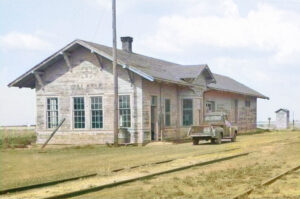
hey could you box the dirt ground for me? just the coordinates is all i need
[1,130,300,199]
[71,131,300,199]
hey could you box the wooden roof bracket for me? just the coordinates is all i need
[33,71,45,90]
[92,51,104,70]
[122,64,135,86]
[61,51,72,72]
[127,69,135,86]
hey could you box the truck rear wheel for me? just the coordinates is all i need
[231,133,237,142]
[192,138,200,145]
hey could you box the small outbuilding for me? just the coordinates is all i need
[275,109,290,129]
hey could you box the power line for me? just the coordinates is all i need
[91,3,109,41]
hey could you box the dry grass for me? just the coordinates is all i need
[0,130,299,199]
[0,129,36,148]
[71,131,300,199]
[0,132,237,190]
[250,170,300,198]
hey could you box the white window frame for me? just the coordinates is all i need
[90,96,103,129]
[46,97,59,129]
[73,96,86,129]
[119,95,131,128]
[206,101,215,113]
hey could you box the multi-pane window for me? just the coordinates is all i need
[183,99,193,126]
[91,97,103,128]
[73,97,85,129]
[119,95,131,127]
[47,98,58,128]
[206,101,215,113]
[165,99,171,126]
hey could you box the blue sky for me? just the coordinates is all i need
[0,0,300,125]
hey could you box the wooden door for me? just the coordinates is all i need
[151,106,157,141]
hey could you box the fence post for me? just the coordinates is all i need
[293,112,295,130]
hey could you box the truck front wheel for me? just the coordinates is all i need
[192,138,200,145]
[215,132,222,144]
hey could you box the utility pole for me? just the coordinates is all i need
[112,0,119,146]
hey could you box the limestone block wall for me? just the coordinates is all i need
[204,90,257,132]
[36,46,143,144]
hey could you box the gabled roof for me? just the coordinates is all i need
[84,41,216,85]
[275,109,289,113]
[178,65,216,84]
[208,74,269,99]
[8,39,268,99]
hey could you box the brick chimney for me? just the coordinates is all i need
[121,36,133,53]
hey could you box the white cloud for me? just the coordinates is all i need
[0,32,52,51]
[142,2,300,63]
[137,0,300,121]
[184,0,240,17]
[90,0,136,14]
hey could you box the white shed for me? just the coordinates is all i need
[275,109,289,129]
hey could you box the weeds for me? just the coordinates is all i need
[239,128,270,136]
[0,129,36,148]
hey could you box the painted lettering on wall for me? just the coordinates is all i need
[70,83,102,90]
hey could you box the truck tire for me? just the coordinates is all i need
[210,139,216,144]
[215,132,222,144]
[231,132,237,142]
[192,138,199,145]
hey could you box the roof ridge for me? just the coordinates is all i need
[83,40,181,66]
[181,64,207,67]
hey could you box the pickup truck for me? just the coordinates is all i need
[188,112,238,145]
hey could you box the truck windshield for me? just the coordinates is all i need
[204,115,222,122]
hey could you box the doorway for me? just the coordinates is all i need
[150,96,158,141]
